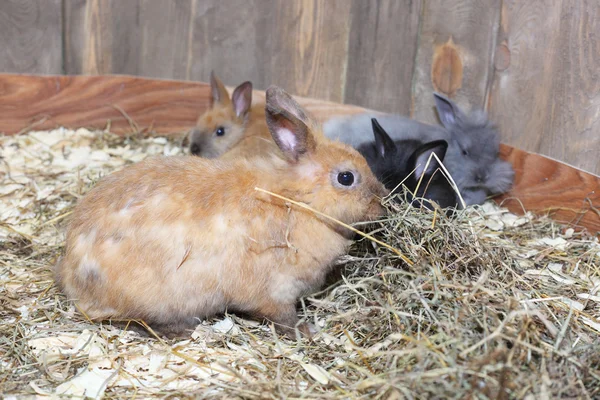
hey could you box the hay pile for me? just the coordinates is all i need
[1,127,599,398]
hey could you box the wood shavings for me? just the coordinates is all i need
[1,127,599,398]
[301,363,331,385]
[56,367,116,399]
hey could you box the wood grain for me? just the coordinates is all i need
[344,0,422,115]
[0,0,63,74]
[65,0,193,78]
[0,74,597,234]
[63,0,87,74]
[0,74,209,134]
[268,0,352,102]
[136,0,194,79]
[0,74,365,135]
[489,0,600,175]
[2,0,599,177]
[64,0,143,75]
[497,144,600,233]
[412,0,501,122]
[186,0,274,88]
[63,0,352,100]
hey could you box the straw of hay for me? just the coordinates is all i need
[0,127,598,399]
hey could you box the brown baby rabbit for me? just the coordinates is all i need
[188,72,276,159]
[56,86,387,338]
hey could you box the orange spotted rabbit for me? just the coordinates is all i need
[56,86,387,337]
[187,72,277,159]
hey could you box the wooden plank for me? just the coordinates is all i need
[344,0,422,115]
[64,0,352,100]
[138,0,193,80]
[0,74,208,134]
[187,0,352,100]
[65,0,194,79]
[268,0,352,102]
[412,1,501,122]
[489,1,600,176]
[0,74,365,135]
[63,0,87,74]
[64,0,142,75]
[0,0,63,74]
[0,73,598,234]
[498,144,600,234]
[185,0,274,88]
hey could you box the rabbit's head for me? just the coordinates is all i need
[188,72,253,158]
[264,87,387,225]
[359,118,457,209]
[434,93,514,205]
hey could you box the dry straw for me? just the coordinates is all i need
[0,127,599,398]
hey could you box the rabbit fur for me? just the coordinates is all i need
[324,93,514,206]
[56,86,387,338]
[187,72,276,159]
[357,118,458,209]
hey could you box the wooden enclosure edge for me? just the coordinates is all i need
[0,74,598,234]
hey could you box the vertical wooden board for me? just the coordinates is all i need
[187,0,275,90]
[137,0,193,80]
[0,0,62,74]
[65,0,194,79]
[64,0,143,75]
[63,0,86,74]
[490,1,600,175]
[268,0,351,102]
[412,1,501,123]
[344,0,422,115]
[101,0,143,75]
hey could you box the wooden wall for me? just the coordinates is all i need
[1,0,599,175]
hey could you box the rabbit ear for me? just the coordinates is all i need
[433,92,463,129]
[231,81,252,118]
[371,118,396,159]
[410,140,448,178]
[210,71,231,107]
[265,86,316,163]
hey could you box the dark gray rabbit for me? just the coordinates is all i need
[324,93,514,206]
[357,118,458,210]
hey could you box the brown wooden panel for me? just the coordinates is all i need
[489,1,600,176]
[268,0,351,102]
[412,0,501,122]
[498,144,600,234]
[0,74,208,134]
[0,74,365,135]
[64,0,193,79]
[63,0,352,102]
[0,74,598,234]
[138,0,193,80]
[0,0,62,74]
[64,0,142,75]
[344,0,422,115]
[186,0,274,88]
[63,0,87,74]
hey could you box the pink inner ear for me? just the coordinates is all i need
[277,127,297,151]
[234,96,246,117]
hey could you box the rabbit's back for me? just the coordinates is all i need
[56,155,352,326]
[57,85,386,337]
[57,157,253,322]
[324,113,449,148]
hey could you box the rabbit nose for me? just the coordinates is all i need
[190,142,201,156]
[475,171,488,183]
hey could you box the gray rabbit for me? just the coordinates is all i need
[324,93,514,206]
[358,118,458,210]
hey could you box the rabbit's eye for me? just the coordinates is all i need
[462,149,469,156]
[215,127,225,136]
[337,171,355,186]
